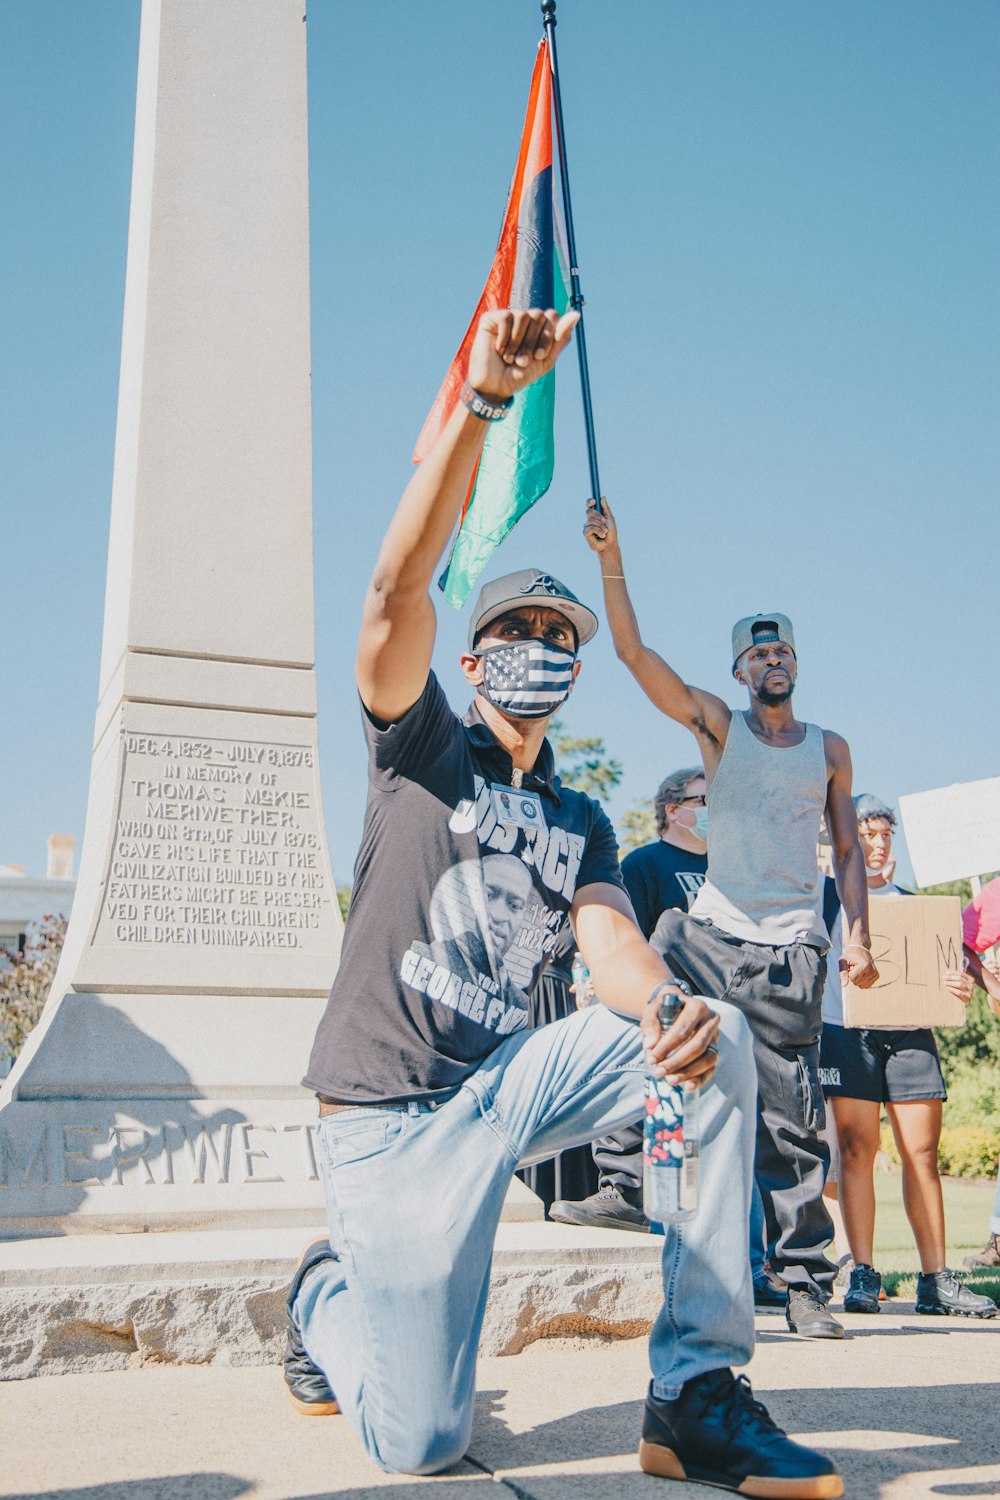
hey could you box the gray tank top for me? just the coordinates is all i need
[690,710,829,947]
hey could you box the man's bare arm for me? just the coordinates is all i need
[357,308,579,723]
[572,882,720,1088]
[824,731,879,990]
[582,497,730,754]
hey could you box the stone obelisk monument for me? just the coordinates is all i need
[0,0,342,1232]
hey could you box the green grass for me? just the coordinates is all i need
[870,1172,1000,1300]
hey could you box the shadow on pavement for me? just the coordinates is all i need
[289,1487,489,1499]
[8,1476,493,1500]
[461,1381,1000,1498]
[757,1323,950,1342]
[4,1478,252,1500]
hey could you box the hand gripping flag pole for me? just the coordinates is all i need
[542,0,603,516]
[414,10,603,607]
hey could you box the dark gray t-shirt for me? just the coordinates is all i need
[303,673,625,1104]
[620,840,708,939]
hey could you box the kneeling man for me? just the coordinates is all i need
[286,307,841,1499]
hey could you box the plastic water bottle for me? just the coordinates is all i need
[643,989,701,1224]
[571,952,595,1007]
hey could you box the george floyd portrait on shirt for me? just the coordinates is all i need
[402,852,557,1032]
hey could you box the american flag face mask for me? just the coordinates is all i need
[477,640,577,720]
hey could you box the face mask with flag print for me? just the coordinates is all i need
[477,640,576,719]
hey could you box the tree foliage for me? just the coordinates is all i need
[0,914,66,1060]
[550,718,623,804]
[920,877,976,905]
[617,799,657,857]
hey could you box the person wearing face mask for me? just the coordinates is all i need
[283,309,840,1497]
[585,498,880,1342]
[549,768,708,1232]
[820,795,996,1319]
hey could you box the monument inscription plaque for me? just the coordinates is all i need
[76,711,339,995]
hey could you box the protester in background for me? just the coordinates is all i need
[549,767,708,1232]
[820,795,996,1318]
[959,876,1000,1269]
[585,497,879,1340]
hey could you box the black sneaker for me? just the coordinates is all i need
[753,1268,789,1309]
[844,1263,881,1315]
[638,1369,843,1497]
[284,1237,341,1415]
[915,1267,998,1319]
[963,1233,1000,1269]
[785,1288,845,1339]
[549,1184,649,1233]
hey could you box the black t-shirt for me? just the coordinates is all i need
[303,673,625,1104]
[620,839,708,939]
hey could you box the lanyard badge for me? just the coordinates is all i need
[491,783,546,831]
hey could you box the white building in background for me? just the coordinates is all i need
[0,835,77,959]
[0,837,76,1077]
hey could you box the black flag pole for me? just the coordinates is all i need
[541,0,603,515]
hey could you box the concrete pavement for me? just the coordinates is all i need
[2,1305,1000,1499]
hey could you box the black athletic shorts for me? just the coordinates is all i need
[818,1023,946,1104]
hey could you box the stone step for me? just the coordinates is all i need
[0,1217,663,1380]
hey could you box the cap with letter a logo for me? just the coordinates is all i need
[468,568,599,649]
[731,612,796,670]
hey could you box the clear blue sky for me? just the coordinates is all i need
[2,1,998,889]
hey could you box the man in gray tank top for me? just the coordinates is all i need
[585,499,879,1340]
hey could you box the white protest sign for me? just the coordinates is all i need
[843,895,966,1029]
[898,777,1000,888]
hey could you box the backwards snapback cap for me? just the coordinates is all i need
[468,568,598,650]
[731,612,796,670]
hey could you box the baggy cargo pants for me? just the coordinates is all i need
[651,908,834,1299]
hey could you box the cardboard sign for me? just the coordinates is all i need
[898,778,1000,888]
[843,895,966,1029]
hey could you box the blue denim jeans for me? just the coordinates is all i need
[293,999,756,1475]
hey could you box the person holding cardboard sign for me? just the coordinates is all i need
[585,500,878,1341]
[819,795,996,1319]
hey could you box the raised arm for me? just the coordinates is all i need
[357,308,578,723]
[582,497,730,753]
[824,732,879,989]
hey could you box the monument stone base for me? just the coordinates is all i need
[0,1214,662,1380]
